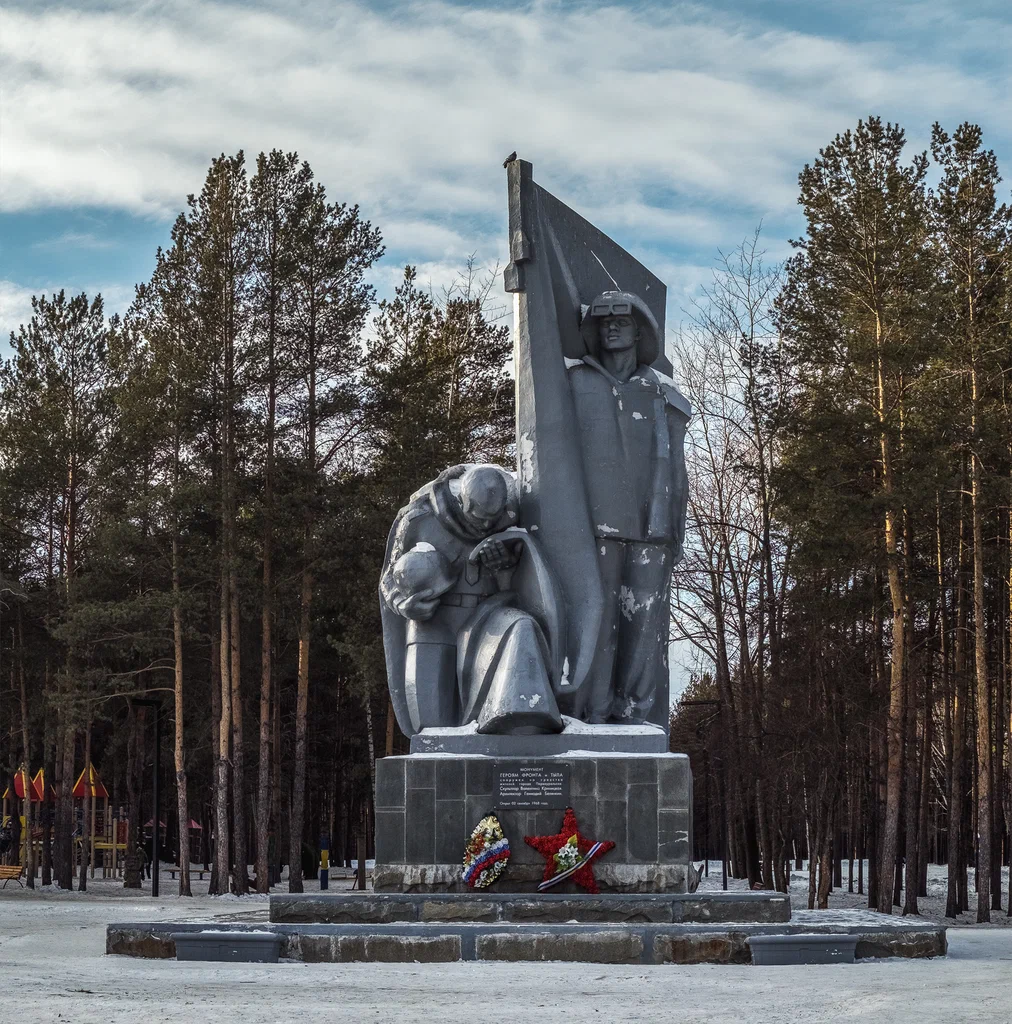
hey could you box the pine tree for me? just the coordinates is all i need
[286,173,383,892]
[3,291,113,889]
[248,149,306,891]
[778,118,933,913]
[187,152,253,894]
[930,122,1012,922]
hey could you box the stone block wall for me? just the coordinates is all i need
[373,753,692,893]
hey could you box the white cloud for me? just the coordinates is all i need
[0,280,136,351]
[30,231,117,251]
[1,0,1008,344]
[3,0,1007,227]
[0,280,36,343]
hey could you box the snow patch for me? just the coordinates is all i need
[564,356,583,369]
[632,411,645,420]
[518,433,535,493]
[417,722,481,738]
[559,716,665,736]
[559,657,571,687]
[596,523,620,535]
[619,586,656,619]
[410,541,435,553]
[528,693,542,708]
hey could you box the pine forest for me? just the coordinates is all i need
[3,118,1012,924]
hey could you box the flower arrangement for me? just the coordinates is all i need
[462,813,510,888]
[553,835,581,873]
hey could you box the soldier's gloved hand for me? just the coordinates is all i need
[470,537,521,571]
[396,588,440,621]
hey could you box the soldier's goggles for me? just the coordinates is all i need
[591,301,632,316]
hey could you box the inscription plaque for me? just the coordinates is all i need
[494,761,570,809]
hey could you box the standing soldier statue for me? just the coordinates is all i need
[568,291,689,724]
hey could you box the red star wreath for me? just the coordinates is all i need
[524,807,615,894]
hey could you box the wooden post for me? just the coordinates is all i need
[101,796,108,877]
[111,815,118,878]
[89,784,97,879]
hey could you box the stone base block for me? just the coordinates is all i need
[411,719,668,755]
[374,752,691,893]
[107,912,947,964]
[269,891,791,925]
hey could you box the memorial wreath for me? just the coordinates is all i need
[462,813,511,888]
[524,807,615,894]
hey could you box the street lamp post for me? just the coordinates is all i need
[133,699,161,898]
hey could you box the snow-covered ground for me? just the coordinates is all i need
[698,859,1012,927]
[0,873,1010,1023]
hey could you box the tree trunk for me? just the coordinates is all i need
[385,697,395,758]
[171,529,191,897]
[213,560,232,894]
[256,249,278,894]
[876,373,906,915]
[918,651,933,899]
[78,719,92,891]
[971,363,992,922]
[123,705,144,889]
[256,530,273,893]
[289,554,313,893]
[41,727,54,887]
[16,605,35,889]
[230,574,248,894]
[56,719,76,889]
[272,679,283,885]
[289,336,317,893]
[903,650,920,915]
[948,496,969,917]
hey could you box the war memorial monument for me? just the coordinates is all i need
[371,155,694,894]
[108,160,947,964]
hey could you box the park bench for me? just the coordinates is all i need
[166,867,207,881]
[0,865,24,888]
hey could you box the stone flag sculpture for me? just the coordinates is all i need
[379,158,689,740]
[504,158,689,731]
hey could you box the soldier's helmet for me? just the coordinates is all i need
[390,545,456,602]
[580,290,661,366]
[459,465,509,532]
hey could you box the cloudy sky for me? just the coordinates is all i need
[2,0,1010,346]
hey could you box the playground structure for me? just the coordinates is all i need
[1,767,43,868]
[73,763,130,878]
[1,762,130,879]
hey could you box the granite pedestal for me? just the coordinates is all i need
[409,719,668,754]
[109,911,948,964]
[373,752,691,893]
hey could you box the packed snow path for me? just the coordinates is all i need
[0,887,1009,1023]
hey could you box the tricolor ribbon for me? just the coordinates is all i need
[537,841,608,891]
[463,837,510,887]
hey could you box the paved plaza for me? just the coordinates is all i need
[1,885,1009,1024]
